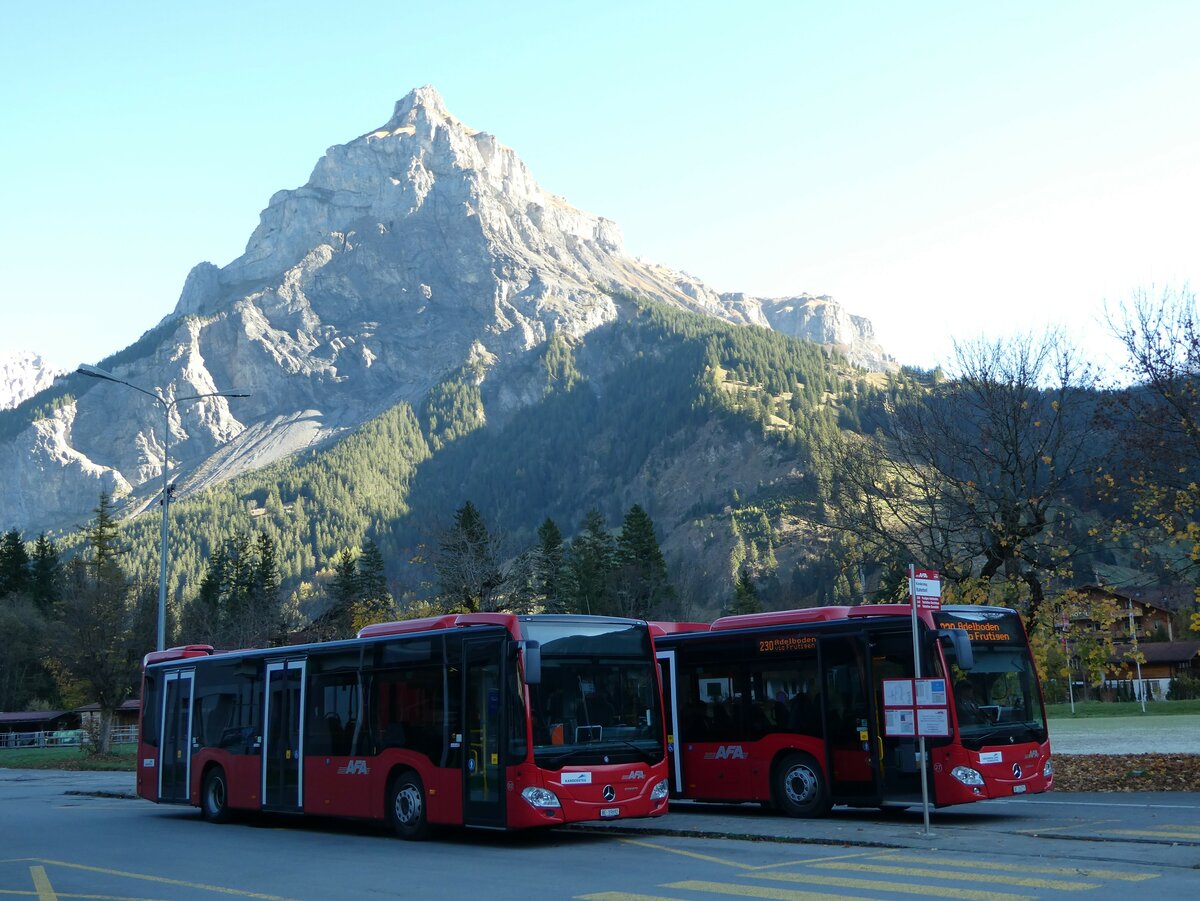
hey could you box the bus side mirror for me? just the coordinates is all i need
[522,640,541,685]
[938,629,975,671]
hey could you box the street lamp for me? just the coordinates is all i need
[76,363,250,651]
[1127,598,1147,713]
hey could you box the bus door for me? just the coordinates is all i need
[819,635,879,804]
[871,631,924,805]
[462,636,505,828]
[655,649,682,794]
[158,669,194,802]
[263,658,306,811]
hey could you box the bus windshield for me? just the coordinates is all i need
[523,621,663,770]
[952,643,1047,749]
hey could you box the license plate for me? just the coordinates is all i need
[1012,784,1027,794]
[600,807,620,818]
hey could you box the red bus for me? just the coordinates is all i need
[137,613,669,838]
[651,604,1052,816]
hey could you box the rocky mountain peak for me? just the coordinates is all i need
[7,86,896,535]
[0,350,64,411]
[382,84,453,130]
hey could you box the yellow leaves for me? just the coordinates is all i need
[1041,455,1053,465]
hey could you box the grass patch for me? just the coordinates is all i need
[0,745,137,771]
[1045,699,1200,718]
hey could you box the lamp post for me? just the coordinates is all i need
[1127,598,1147,713]
[76,364,249,651]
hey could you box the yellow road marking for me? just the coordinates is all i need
[746,851,880,871]
[666,881,876,901]
[808,862,1097,891]
[870,852,1158,881]
[752,871,1034,901]
[29,869,56,901]
[576,894,688,901]
[1014,817,1120,835]
[618,839,755,870]
[18,861,301,901]
[0,892,165,900]
[1103,828,1200,840]
[618,839,883,873]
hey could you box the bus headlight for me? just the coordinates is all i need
[650,779,669,801]
[951,766,985,786]
[521,787,561,809]
[1043,759,1053,778]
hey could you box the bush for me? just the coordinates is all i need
[1168,675,1200,700]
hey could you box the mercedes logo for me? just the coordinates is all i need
[603,785,616,802]
[1012,763,1023,779]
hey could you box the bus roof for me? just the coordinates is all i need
[143,645,215,666]
[657,603,1026,638]
[357,612,518,638]
[647,621,710,637]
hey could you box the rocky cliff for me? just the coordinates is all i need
[0,351,64,411]
[2,86,891,535]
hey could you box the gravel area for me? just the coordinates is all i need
[1048,714,1200,754]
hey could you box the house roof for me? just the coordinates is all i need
[72,699,141,713]
[0,711,69,725]
[1113,640,1200,664]
[1075,584,1194,614]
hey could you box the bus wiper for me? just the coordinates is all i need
[542,748,603,767]
[612,738,659,764]
[971,724,1043,745]
[540,739,658,768]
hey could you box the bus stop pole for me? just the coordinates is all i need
[910,563,932,836]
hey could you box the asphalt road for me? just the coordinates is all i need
[2,768,1198,901]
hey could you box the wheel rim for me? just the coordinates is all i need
[394,783,422,826]
[207,775,225,813]
[783,763,818,806]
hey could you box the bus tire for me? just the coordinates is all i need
[201,767,233,823]
[772,752,830,818]
[388,770,429,841]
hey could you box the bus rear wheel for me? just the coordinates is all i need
[388,770,429,841]
[773,753,831,818]
[201,767,233,823]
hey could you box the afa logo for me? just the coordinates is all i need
[704,745,748,761]
[337,760,370,775]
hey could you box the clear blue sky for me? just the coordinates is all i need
[3,1,1197,372]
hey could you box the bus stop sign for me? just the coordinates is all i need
[910,569,941,611]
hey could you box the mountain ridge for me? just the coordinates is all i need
[4,86,892,538]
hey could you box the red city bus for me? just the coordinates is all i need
[651,604,1052,816]
[137,613,668,838]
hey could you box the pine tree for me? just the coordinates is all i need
[534,518,573,613]
[327,548,360,638]
[0,529,30,597]
[87,493,122,571]
[730,566,764,615]
[52,494,155,753]
[435,501,504,612]
[614,504,675,619]
[30,533,62,613]
[353,538,396,629]
[569,509,617,616]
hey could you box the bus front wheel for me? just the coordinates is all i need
[201,767,232,823]
[773,753,831,818]
[388,770,430,841]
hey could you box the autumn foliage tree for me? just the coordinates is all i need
[51,494,155,753]
[1104,287,1200,632]
[819,332,1101,630]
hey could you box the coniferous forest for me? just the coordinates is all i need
[1,288,1197,719]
